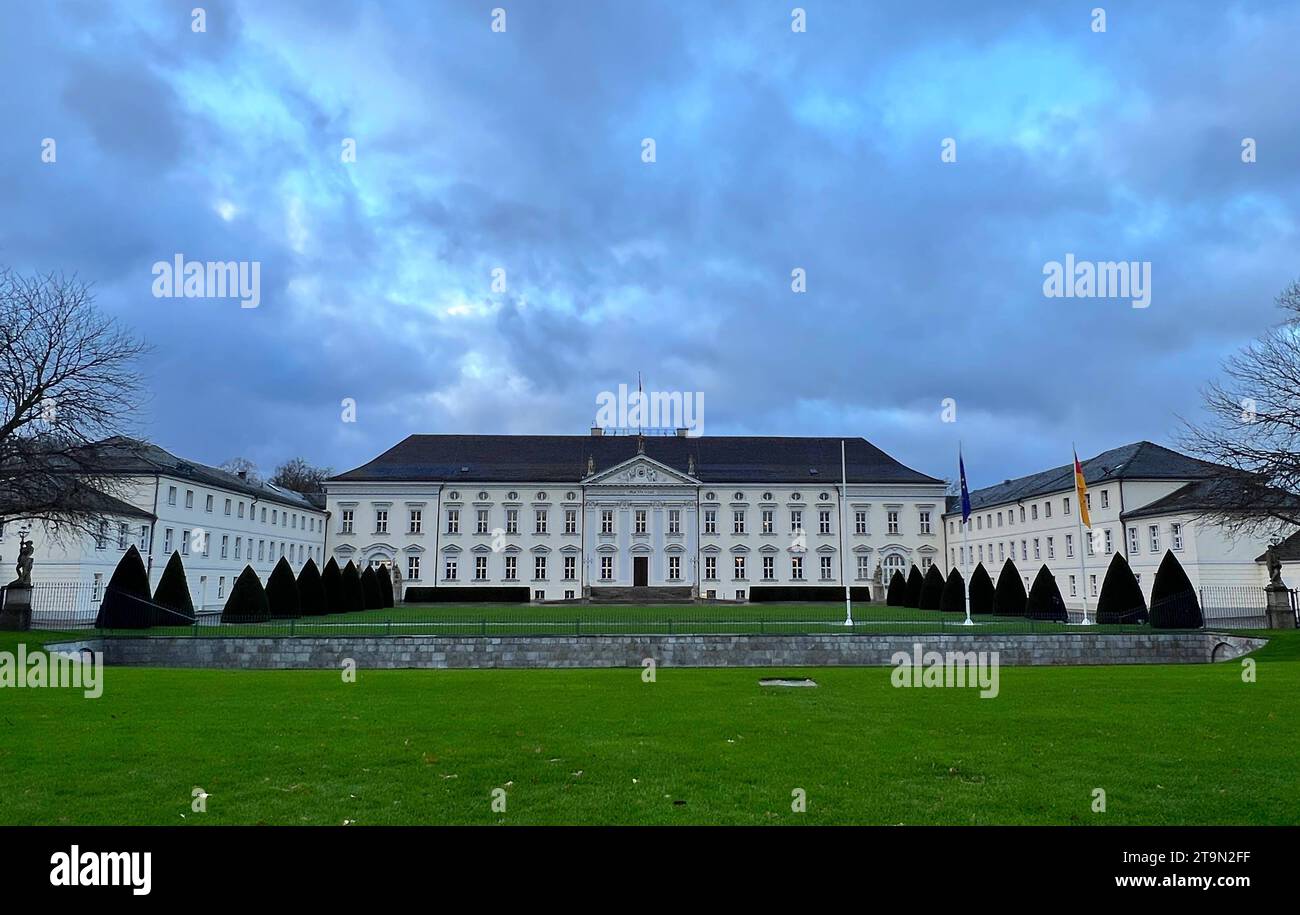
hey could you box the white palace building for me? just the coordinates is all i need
[323,432,950,601]
[7,432,1289,612]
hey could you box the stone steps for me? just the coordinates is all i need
[587,586,696,604]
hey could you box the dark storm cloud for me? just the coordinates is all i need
[0,0,1297,484]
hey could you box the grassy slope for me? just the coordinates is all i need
[0,630,1293,826]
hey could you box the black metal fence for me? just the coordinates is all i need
[1198,585,1287,629]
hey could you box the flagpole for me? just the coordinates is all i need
[1074,443,1093,625]
[959,443,973,626]
[841,439,853,627]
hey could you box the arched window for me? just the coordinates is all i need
[883,553,907,579]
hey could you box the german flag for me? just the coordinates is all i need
[1074,449,1091,528]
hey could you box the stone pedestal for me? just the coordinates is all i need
[0,585,33,631]
[1265,584,1296,629]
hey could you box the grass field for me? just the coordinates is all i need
[77,601,1148,637]
[1,626,1294,826]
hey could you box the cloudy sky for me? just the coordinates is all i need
[2,0,1297,487]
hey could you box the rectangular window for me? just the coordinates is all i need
[238,502,245,519]
[408,556,421,580]
[221,535,229,558]
[235,536,242,560]
[734,556,746,580]
[444,558,458,581]
[375,509,389,534]
[668,509,681,534]
[1128,526,1139,554]
[1086,530,1096,556]
[564,555,577,581]
[1090,574,1098,597]
[734,510,746,535]
[1063,496,1071,515]
[507,509,519,534]
[139,525,150,552]
[600,556,613,581]
[94,520,107,550]
[1104,529,1113,554]
[1171,523,1183,551]
[1019,506,1026,522]
[819,511,832,535]
[181,529,190,556]
[668,555,681,581]
[167,486,177,506]
[704,556,717,580]
[341,509,354,533]
[224,498,232,515]
[998,542,1006,562]
[1021,540,1027,561]
[409,510,423,534]
[475,556,488,581]
[763,556,775,581]
[505,555,517,580]
[1069,575,1077,597]
[634,509,647,534]
[820,556,833,581]
[534,555,547,580]
[535,509,548,534]
[1033,538,1041,560]
[1046,536,1055,560]
[92,573,104,601]
[205,494,213,512]
[185,490,194,509]
[854,511,867,535]
[762,510,775,534]
[1065,533,1074,558]
[789,510,802,533]
[919,510,932,534]
[1031,504,1038,521]
[791,556,804,580]
[600,510,613,534]
[1101,490,1110,509]
[1044,501,1052,519]
[218,576,226,600]
[261,506,267,523]
[565,509,578,534]
[857,555,870,579]
[1148,525,1160,553]
[887,510,899,535]
[704,510,717,534]
[446,509,459,534]
[116,522,128,550]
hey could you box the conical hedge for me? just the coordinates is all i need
[1095,553,1148,624]
[221,566,270,623]
[296,558,326,616]
[1025,565,1068,622]
[904,565,924,608]
[360,565,383,610]
[969,563,995,615]
[377,564,395,608]
[151,551,196,625]
[341,560,365,613]
[321,557,344,613]
[265,556,301,619]
[940,567,966,613]
[885,570,907,606]
[95,545,154,629]
[993,558,1027,616]
[918,564,945,610]
[1149,550,1203,629]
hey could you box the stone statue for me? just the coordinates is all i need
[13,539,34,587]
[1265,542,1285,588]
[872,560,883,585]
[391,562,403,603]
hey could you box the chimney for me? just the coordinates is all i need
[237,470,247,480]
[676,428,689,437]
[590,427,604,437]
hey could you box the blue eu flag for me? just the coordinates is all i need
[959,450,971,523]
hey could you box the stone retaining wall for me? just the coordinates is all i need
[45,632,1266,670]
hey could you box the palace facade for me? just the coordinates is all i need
[323,432,950,601]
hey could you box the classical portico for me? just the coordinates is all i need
[581,454,701,591]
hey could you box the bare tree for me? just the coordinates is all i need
[220,456,261,483]
[1181,278,1300,537]
[0,269,149,535]
[270,457,331,494]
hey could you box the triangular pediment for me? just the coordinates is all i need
[586,454,699,486]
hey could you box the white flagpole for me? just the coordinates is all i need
[960,443,974,626]
[1074,444,1093,625]
[841,439,853,627]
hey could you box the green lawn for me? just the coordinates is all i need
[0,628,1294,825]
[89,601,1148,637]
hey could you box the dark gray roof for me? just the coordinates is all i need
[1258,529,1300,563]
[330,435,943,485]
[945,442,1223,517]
[92,438,322,512]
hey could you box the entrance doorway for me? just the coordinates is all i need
[633,556,649,587]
